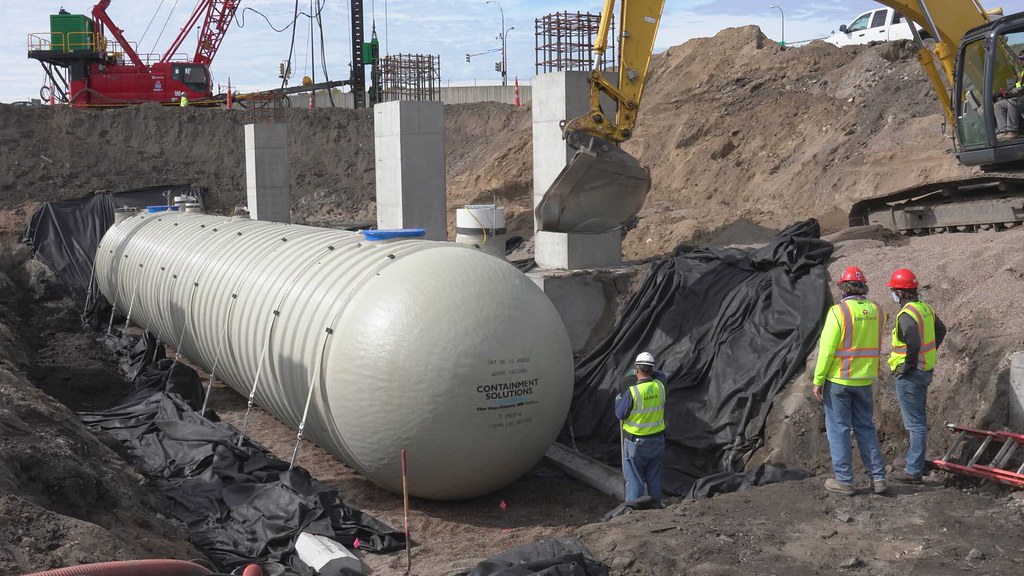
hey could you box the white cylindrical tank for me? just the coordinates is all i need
[455,204,506,258]
[94,212,573,500]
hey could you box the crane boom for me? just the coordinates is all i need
[161,0,241,65]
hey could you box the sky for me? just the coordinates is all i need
[5,0,1024,103]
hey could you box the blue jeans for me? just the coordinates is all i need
[623,433,664,504]
[895,368,933,476]
[823,382,886,483]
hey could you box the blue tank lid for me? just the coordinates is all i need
[146,205,178,213]
[361,228,426,240]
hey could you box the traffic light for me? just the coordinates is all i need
[466,54,471,63]
[494,62,501,72]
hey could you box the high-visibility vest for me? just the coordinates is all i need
[889,301,937,371]
[622,378,666,436]
[179,95,189,107]
[825,299,885,383]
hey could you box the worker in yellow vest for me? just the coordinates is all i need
[887,268,946,483]
[614,352,667,506]
[179,95,189,107]
[813,266,888,496]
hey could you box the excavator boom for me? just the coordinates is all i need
[535,0,665,233]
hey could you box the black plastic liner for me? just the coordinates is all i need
[462,537,608,576]
[562,220,832,494]
[21,184,205,292]
[80,332,405,572]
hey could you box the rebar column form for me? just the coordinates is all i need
[377,53,441,102]
[534,11,614,74]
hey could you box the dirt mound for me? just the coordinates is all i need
[0,244,203,573]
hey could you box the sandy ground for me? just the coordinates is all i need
[1,25,1024,576]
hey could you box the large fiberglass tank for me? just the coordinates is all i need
[94,212,574,499]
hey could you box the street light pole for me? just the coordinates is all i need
[769,5,785,46]
[486,0,507,86]
[504,26,514,85]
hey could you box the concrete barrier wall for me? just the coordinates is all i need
[440,86,532,105]
[287,86,532,109]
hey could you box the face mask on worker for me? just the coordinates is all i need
[891,292,900,303]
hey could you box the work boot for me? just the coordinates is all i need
[890,468,923,484]
[872,478,888,494]
[996,131,1018,142]
[824,478,855,496]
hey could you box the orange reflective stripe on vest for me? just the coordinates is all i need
[889,301,937,371]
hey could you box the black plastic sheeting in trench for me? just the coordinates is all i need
[562,220,832,495]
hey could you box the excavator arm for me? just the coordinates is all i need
[535,0,665,233]
[564,0,665,145]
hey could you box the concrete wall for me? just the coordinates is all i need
[287,86,532,109]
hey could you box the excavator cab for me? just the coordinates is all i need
[954,12,1024,167]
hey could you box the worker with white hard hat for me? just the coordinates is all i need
[614,351,667,506]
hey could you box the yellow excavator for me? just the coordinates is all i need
[539,0,1024,236]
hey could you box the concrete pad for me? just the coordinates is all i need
[245,123,291,223]
[1011,352,1024,430]
[527,265,641,354]
[374,101,446,241]
[534,230,622,271]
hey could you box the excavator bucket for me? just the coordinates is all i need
[535,138,651,233]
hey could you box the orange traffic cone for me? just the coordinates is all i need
[513,77,520,107]
[49,84,55,106]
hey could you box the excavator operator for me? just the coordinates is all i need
[993,53,1024,141]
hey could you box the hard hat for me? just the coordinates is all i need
[837,266,867,286]
[886,268,919,289]
[635,352,656,366]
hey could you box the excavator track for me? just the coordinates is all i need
[848,175,1024,234]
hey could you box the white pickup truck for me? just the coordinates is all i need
[823,7,929,47]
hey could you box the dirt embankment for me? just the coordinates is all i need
[1,24,1023,576]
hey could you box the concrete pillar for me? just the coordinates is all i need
[374,101,446,241]
[1011,352,1024,430]
[245,123,291,223]
[531,72,621,270]
[532,72,590,229]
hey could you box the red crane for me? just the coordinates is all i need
[28,0,240,106]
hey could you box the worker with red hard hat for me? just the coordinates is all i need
[812,265,888,496]
[887,268,946,483]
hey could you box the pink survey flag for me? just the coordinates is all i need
[353,537,361,548]
[499,499,507,510]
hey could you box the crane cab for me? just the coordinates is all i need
[954,12,1024,167]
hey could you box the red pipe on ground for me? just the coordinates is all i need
[23,558,212,576]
